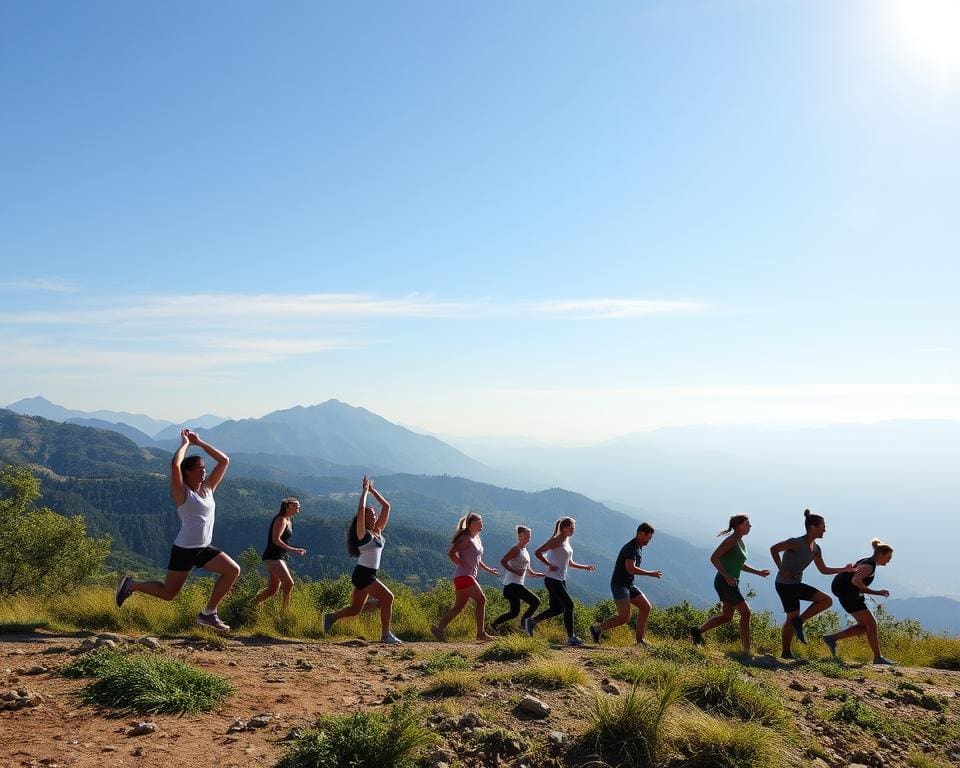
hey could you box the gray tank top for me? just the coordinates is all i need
[776,536,820,584]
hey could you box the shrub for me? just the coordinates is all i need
[512,659,588,690]
[83,655,234,713]
[579,679,681,768]
[0,465,110,597]
[646,640,707,666]
[278,700,435,768]
[62,647,131,678]
[930,652,960,672]
[477,635,550,662]
[220,547,264,628]
[682,665,787,728]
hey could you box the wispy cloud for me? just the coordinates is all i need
[525,298,708,318]
[0,278,78,293]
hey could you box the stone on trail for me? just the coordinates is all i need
[516,694,550,718]
[138,637,161,649]
[128,722,157,736]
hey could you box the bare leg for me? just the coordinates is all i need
[202,553,241,612]
[736,602,752,652]
[631,592,652,642]
[597,599,632,632]
[698,603,736,635]
[799,592,832,622]
[363,580,395,637]
[130,570,190,601]
[436,588,472,634]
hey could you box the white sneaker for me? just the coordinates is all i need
[381,632,403,645]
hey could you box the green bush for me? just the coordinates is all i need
[669,710,788,768]
[681,665,787,728]
[82,655,234,714]
[62,647,132,678]
[278,700,435,768]
[421,651,470,674]
[0,465,110,597]
[477,635,550,662]
[421,669,481,697]
[511,659,588,690]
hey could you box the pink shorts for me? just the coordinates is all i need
[454,575,478,590]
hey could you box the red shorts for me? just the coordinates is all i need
[454,575,478,590]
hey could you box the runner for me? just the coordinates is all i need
[590,522,661,646]
[250,497,307,611]
[115,429,238,631]
[689,515,770,654]
[431,513,501,642]
[822,539,896,665]
[490,525,545,633]
[324,476,402,644]
[525,517,597,646]
[770,509,855,659]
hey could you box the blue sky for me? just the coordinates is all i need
[1,1,958,442]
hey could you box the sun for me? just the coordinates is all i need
[888,0,960,82]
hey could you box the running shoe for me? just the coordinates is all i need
[589,623,601,645]
[115,575,133,608]
[522,617,534,637]
[823,634,837,657]
[567,636,584,647]
[689,626,704,646]
[780,651,795,660]
[873,656,898,666]
[790,617,807,644]
[323,612,335,635]
[196,611,230,631]
[636,637,649,647]
[381,632,403,645]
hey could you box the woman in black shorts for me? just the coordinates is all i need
[115,429,238,631]
[770,510,855,659]
[250,497,307,611]
[822,539,895,665]
[689,514,770,654]
[323,476,402,644]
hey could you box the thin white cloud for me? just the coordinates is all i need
[0,278,78,292]
[918,346,949,353]
[526,298,707,318]
[488,383,960,398]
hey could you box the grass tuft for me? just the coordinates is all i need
[420,669,481,697]
[668,709,789,768]
[682,665,788,728]
[477,635,551,662]
[579,678,681,768]
[278,700,435,768]
[62,647,132,678]
[421,651,471,674]
[82,654,234,714]
[512,659,589,690]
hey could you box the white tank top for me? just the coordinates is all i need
[502,546,531,586]
[546,538,573,580]
[173,488,216,549]
[357,531,384,569]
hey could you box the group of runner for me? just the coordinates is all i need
[115,430,896,663]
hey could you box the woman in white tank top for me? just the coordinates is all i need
[490,525,545,632]
[115,429,237,632]
[525,517,597,646]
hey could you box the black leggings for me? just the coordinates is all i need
[532,577,574,637]
[491,583,541,627]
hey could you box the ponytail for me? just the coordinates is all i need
[803,509,825,530]
[718,514,749,537]
[452,513,481,544]
[553,517,575,537]
[871,538,894,556]
[346,518,361,557]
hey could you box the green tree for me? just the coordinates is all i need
[0,464,111,596]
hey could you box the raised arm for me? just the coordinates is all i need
[367,479,391,532]
[186,430,230,492]
[355,476,370,542]
[170,429,191,506]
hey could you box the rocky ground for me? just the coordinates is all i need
[1,631,958,768]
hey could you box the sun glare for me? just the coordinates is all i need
[889,0,960,82]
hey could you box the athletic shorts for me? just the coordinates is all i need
[775,581,820,613]
[351,565,379,590]
[454,575,478,590]
[833,587,868,615]
[714,573,746,606]
[610,583,643,602]
[167,545,221,572]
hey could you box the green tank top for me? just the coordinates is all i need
[718,538,747,579]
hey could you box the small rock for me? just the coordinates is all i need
[102,746,118,752]
[340,639,369,648]
[227,719,247,733]
[516,694,551,718]
[96,639,117,650]
[17,665,49,676]
[548,731,569,746]
[788,679,807,692]
[128,722,157,737]
[138,637,161,649]
[801,694,814,705]
[131,747,145,757]
[458,712,484,728]
[248,715,272,729]
[601,682,621,695]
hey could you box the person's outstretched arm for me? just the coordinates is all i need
[356,476,370,541]
[170,429,191,506]
[367,479,391,532]
[185,430,230,492]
